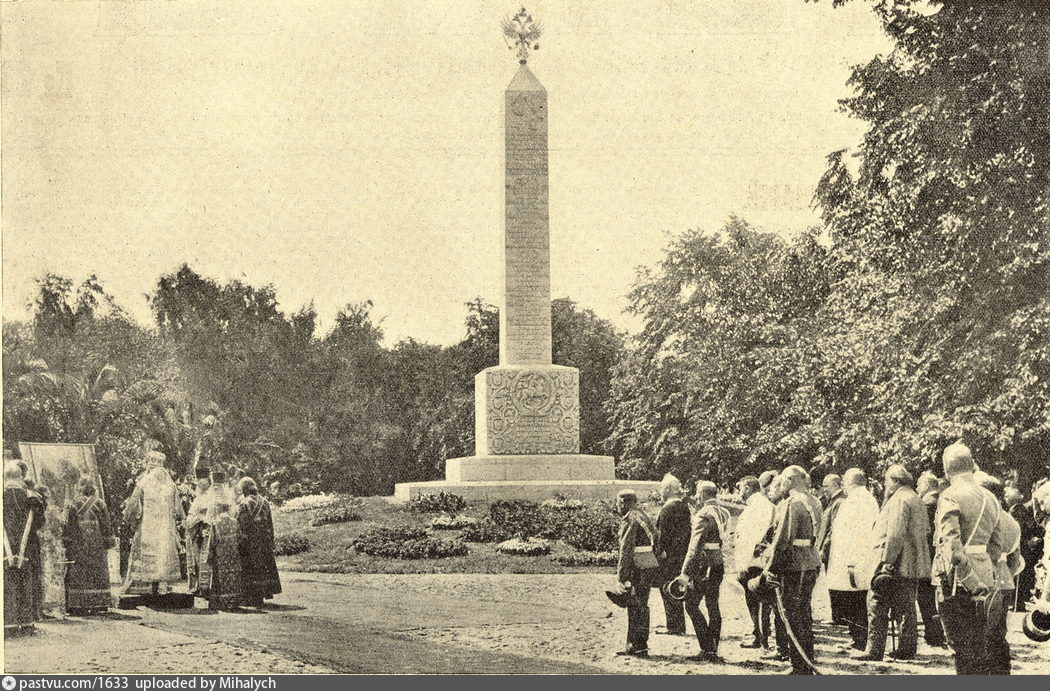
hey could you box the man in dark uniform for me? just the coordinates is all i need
[816,474,846,624]
[915,471,947,647]
[1008,486,1042,612]
[933,443,1012,675]
[855,465,930,661]
[615,489,658,657]
[678,480,731,661]
[656,474,691,636]
[762,465,822,674]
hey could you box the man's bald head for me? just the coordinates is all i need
[942,443,975,478]
[1004,487,1023,509]
[885,464,913,487]
[694,480,718,501]
[916,471,937,495]
[843,468,867,488]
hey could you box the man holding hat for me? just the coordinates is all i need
[933,443,1011,674]
[614,489,659,657]
[854,464,930,661]
[656,473,691,635]
[734,472,776,649]
[678,480,731,661]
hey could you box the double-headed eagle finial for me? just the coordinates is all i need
[501,7,543,65]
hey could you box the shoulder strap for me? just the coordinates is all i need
[964,492,989,548]
[632,510,654,545]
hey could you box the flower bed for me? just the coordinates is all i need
[279,494,344,513]
[310,505,363,527]
[496,537,552,556]
[351,525,469,559]
[430,515,477,530]
[551,551,618,567]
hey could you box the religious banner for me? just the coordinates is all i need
[18,442,106,614]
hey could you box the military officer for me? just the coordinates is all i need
[762,465,822,675]
[976,473,1023,674]
[678,480,731,661]
[615,489,659,657]
[933,443,1012,675]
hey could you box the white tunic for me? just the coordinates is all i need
[826,485,879,591]
[733,492,775,572]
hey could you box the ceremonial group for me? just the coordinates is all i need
[612,442,1050,675]
[3,448,282,631]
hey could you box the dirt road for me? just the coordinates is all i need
[5,571,1048,674]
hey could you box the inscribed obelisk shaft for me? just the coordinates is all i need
[502,66,552,366]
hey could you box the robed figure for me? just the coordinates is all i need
[62,479,114,613]
[184,467,213,595]
[236,477,281,606]
[201,499,245,610]
[4,462,46,632]
[122,451,184,595]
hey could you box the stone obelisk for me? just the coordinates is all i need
[394,10,658,501]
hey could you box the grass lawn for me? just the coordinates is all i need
[273,495,658,575]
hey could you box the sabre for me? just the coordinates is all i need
[16,508,35,568]
[3,527,14,567]
[770,579,823,675]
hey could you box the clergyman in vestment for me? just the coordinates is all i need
[236,476,281,606]
[202,498,244,610]
[121,451,184,595]
[62,478,115,613]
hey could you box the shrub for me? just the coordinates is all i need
[496,537,552,556]
[430,515,477,530]
[488,500,546,538]
[559,505,619,552]
[460,517,511,543]
[406,492,468,517]
[310,505,363,527]
[552,551,618,567]
[274,533,310,556]
[351,525,468,559]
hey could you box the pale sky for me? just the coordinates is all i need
[2,1,889,345]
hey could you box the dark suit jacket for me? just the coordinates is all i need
[874,485,931,579]
[817,490,845,566]
[656,498,691,576]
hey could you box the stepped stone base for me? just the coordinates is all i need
[446,454,613,482]
[394,453,659,502]
[393,479,661,502]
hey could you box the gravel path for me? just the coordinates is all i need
[5,571,1048,674]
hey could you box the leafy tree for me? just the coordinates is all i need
[810,0,1050,483]
[606,219,831,482]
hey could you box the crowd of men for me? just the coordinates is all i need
[3,448,282,636]
[612,443,1050,675]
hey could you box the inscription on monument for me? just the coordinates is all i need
[477,367,580,455]
[502,68,552,366]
